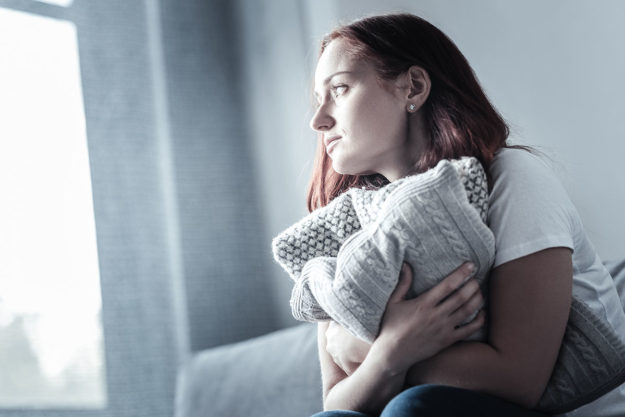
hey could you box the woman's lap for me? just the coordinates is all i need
[312,384,550,417]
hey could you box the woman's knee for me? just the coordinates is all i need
[380,384,449,417]
[380,384,548,417]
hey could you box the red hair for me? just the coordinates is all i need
[307,13,512,212]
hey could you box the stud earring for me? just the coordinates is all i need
[407,104,416,113]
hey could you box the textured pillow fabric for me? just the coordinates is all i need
[273,157,494,342]
[536,297,625,413]
[535,259,625,413]
[533,263,625,413]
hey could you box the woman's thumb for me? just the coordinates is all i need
[389,262,413,303]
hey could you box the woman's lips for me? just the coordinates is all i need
[324,136,341,152]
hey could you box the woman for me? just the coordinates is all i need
[306,13,625,417]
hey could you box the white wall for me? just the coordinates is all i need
[235,0,320,325]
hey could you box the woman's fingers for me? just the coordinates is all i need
[420,262,475,306]
[439,277,482,316]
[453,310,486,340]
[389,262,413,303]
[447,286,484,324]
[376,262,486,371]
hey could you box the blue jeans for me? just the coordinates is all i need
[310,384,551,417]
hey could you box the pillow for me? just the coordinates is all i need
[273,157,494,342]
[535,259,625,412]
[535,296,625,413]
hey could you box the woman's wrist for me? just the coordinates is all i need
[323,338,408,414]
[367,336,411,378]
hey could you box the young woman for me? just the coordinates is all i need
[306,13,625,417]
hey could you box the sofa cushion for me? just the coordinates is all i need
[175,323,321,417]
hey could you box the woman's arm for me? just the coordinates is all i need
[318,320,407,414]
[406,247,573,408]
[318,263,484,414]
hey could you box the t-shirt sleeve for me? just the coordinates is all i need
[487,149,578,268]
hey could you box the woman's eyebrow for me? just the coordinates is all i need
[322,70,353,85]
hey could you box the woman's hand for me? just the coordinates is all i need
[370,262,485,376]
[325,321,371,375]
[318,261,485,414]
[324,262,484,377]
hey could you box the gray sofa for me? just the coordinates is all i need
[175,259,625,417]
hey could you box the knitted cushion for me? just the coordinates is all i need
[273,157,494,341]
[536,297,625,413]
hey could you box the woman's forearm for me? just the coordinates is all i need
[324,342,407,414]
[408,248,574,409]
[406,341,543,408]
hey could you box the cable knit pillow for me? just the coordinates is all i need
[273,157,495,342]
[536,297,625,413]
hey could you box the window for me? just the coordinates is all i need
[0,6,107,408]
[34,0,73,6]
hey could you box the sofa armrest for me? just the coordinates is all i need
[175,323,322,417]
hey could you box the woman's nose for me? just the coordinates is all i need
[310,105,334,132]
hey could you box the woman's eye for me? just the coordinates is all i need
[331,85,348,98]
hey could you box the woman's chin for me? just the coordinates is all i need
[330,160,349,175]
[332,164,376,178]
[332,165,356,176]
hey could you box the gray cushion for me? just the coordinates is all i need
[175,323,321,417]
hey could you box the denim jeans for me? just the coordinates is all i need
[310,384,551,417]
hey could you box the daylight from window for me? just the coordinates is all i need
[35,0,74,7]
[0,7,107,408]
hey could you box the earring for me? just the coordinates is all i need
[407,104,416,113]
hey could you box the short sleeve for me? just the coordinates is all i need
[487,148,577,268]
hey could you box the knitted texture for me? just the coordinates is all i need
[535,297,625,413]
[272,157,495,342]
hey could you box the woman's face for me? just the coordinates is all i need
[310,38,420,181]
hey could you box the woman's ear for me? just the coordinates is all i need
[405,66,431,111]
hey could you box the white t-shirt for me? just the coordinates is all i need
[487,148,625,416]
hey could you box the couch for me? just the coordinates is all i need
[175,259,625,417]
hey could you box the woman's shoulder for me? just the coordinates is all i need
[489,145,570,199]
[487,146,580,267]
[489,146,568,196]
[490,146,552,178]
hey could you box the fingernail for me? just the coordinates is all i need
[466,263,475,273]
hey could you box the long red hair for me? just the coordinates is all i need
[307,13,512,212]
